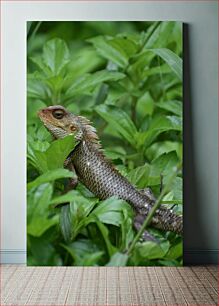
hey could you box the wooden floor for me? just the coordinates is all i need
[1,265,218,305]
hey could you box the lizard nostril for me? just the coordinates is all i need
[37,109,46,117]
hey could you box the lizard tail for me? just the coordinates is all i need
[153,208,183,235]
[135,208,183,236]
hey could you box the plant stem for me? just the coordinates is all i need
[138,21,161,53]
[161,200,182,205]
[127,164,181,255]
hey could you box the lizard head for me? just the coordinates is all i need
[38,105,100,145]
[38,105,79,139]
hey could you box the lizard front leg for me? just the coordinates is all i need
[64,156,78,190]
[51,157,78,209]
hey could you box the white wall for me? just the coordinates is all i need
[1,1,218,263]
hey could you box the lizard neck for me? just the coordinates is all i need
[76,116,102,151]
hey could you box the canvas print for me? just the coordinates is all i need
[27,21,183,266]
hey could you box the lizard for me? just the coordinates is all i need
[38,105,183,238]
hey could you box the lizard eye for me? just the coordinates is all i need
[52,110,65,120]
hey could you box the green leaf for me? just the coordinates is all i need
[36,125,52,142]
[60,205,72,243]
[27,169,74,190]
[33,135,77,173]
[27,216,58,237]
[137,240,170,260]
[172,177,183,200]
[150,48,182,80]
[158,259,181,266]
[156,100,182,117]
[142,63,171,78]
[115,165,129,177]
[70,191,98,220]
[136,92,154,119]
[121,209,134,250]
[45,75,65,92]
[95,104,137,147]
[68,191,98,238]
[61,239,103,266]
[128,22,181,83]
[66,70,125,97]
[137,115,182,149]
[76,183,96,199]
[27,99,46,118]
[95,220,117,257]
[106,252,128,266]
[88,36,137,68]
[27,183,59,237]
[50,190,76,206]
[127,164,150,189]
[144,21,176,49]
[146,141,182,162]
[138,22,160,47]
[28,235,61,266]
[104,146,126,161]
[27,76,49,101]
[165,241,182,260]
[29,56,51,76]
[82,251,104,266]
[150,115,182,131]
[148,151,179,186]
[43,38,70,76]
[66,47,104,82]
[105,83,129,105]
[27,183,53,220]
[90,197,133,227]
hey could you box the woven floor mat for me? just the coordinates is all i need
[1,265,218,305]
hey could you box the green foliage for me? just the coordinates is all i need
[148,48,182,80]
[27,21,183,266]
[95,104,137,147]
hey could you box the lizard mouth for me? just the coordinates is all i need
[37,109,49,122]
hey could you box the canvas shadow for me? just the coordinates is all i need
[183,24,209,265]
